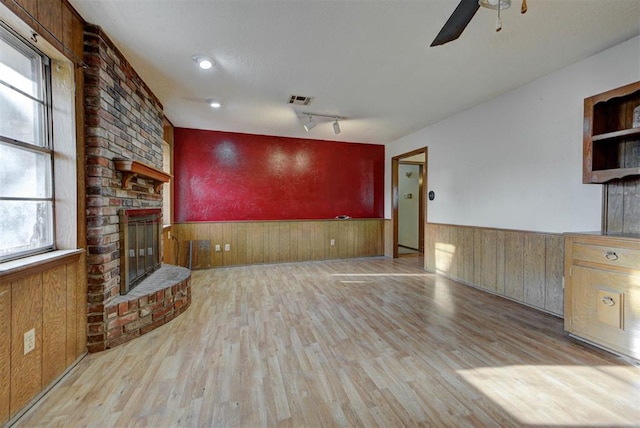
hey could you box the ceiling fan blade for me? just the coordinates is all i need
[430,0,480,47]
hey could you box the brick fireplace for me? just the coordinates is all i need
[84,24,191,352]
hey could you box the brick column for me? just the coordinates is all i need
[83,24,165,352]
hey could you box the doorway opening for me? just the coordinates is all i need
[392,148,427,259]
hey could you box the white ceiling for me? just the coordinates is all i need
[68,0,640,145]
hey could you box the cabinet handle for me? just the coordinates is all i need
[604,251,618,260]
[601,296,615,306]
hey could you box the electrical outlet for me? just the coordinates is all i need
[330,239,335,246]
[24,328,35,355]
[215,244,221,252]
[224,244,230,251]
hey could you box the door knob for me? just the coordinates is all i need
[601,296,615,306]
[604,251,618,260]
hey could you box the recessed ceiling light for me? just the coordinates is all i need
[207,98,222,108]
[192,54,215,70]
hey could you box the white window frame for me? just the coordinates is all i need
[0,23,55,263]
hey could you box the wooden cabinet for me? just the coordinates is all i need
[564,233,640,360]
[583,81,640,183]
[566,83,640,360]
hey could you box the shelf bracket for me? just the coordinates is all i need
[114,158,171,193]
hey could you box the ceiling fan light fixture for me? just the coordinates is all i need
[479,0,511,10]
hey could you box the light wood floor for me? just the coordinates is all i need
[15,256,640,427]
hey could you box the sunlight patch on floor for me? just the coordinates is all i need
[458,365,640,426]
[330,273,431,277]
[339,280,374,284]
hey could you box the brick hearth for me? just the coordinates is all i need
[104,265,191,349]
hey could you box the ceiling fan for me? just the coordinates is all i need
[431,0,527,47]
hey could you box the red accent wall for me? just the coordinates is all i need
[174,128,384,221]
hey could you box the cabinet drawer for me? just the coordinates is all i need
[572,242,640,270]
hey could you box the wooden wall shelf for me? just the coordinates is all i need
[583,81,640,184]
[591,127,640,142]
[114,158,170,193]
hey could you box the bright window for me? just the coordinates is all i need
[0,24,54,262]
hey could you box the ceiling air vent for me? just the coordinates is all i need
[288,95,313,106]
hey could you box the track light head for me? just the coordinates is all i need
[333,119,341,135]
[304,115,316,132]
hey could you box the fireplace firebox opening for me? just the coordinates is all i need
[119,208,161,294]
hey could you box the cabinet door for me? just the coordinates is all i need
[570,266,640,359]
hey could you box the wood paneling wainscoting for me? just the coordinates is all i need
[425,223,564,316]
[0,250,85,425]
[167,219,384,268]
[384,219,394,257]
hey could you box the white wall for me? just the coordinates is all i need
[385,36,640,233]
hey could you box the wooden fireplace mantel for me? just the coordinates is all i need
[114,158,171,192]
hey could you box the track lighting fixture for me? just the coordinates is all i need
[300,112,347,134]
[192,54,215,70]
